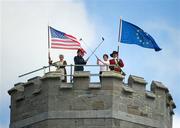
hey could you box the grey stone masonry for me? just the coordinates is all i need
[8,71,176,128]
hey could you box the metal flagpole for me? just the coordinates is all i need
[117,17,122,58]
[79,38,99,59]
[48,25,51,72]
[117,18,126,77]
[86,37,104,61]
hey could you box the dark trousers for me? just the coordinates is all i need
[99,71,102,83]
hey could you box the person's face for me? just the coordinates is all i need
[59,56,64,61]
[81,51,84,57]
[78,51,84,57]
[113,53,118,58]
[77,51,81,56]
[103,55,108,61]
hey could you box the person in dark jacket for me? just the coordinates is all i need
[74,48,87,71]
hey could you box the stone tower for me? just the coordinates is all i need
[8,71,176,128]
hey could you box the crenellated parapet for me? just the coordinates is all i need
[8,71,176,128]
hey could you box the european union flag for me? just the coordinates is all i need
[120,20,161,51]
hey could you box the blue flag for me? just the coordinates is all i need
[120,20,161,51]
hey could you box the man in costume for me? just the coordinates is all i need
[109,51,125,75]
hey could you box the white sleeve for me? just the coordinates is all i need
[98,61,103,65]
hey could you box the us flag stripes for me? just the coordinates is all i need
[49,26,83,50]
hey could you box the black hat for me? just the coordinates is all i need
[110,51,118,57]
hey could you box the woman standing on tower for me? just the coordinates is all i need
[49,54,67,82]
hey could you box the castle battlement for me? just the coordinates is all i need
[8,71,176,128]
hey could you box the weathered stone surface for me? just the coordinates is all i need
[8,84,24,95]
[74,71,90,77]
[101,71,124,80]
[27,76,41,81]
[151,80,168,92]
[8,71,175,128]
[123,85,135,93]
[41,71,62,80]
[127,105,140,115]
[32,88,41,95]
[89,83,101,89]
[146,91,156,99]
[60,83,73,89]
[73,71,90,90]
[128,75,147,92]
[92,101,104,110]
[128,75,147,84]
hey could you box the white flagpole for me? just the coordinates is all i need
[117,17,122,57]
[118,17,122,42]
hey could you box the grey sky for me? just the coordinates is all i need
[1,1,98,127]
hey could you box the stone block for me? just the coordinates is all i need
[101,71,124,80]
[128,75,147,92]
[127,105,140,116]
[123,85,135,93]
[89,83,101,89]
[60,83,73,89]
[140,111,148,117]
[32,88,41,95]
[92,101,105,110]
[14,82,24,86]
[151,81,168,94]
[27,76,41,82]
[8,84,24,95]
[41,71,62,80]
[146,91,156,99]
[73,71,90,90]
[101,71,123,90]
[15,94,25,102]
[74,71,90,77]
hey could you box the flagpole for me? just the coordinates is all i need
[117,17,122,58]
[48,25,51,72]
[80,38,99,58]
[86,37,104,61]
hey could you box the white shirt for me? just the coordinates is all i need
[98,60,110,71]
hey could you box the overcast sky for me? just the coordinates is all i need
[1,0,180,128]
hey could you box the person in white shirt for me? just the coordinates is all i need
[49,54,67,82]
[97,54,110,82]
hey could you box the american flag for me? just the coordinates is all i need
[49,26,83,50]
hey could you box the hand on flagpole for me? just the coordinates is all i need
[95,55,100,64]
[48,57,52,65]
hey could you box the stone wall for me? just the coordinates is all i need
[8,71,176,128]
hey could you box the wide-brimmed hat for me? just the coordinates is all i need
[110,51,118,57]
[77,48,86,53]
